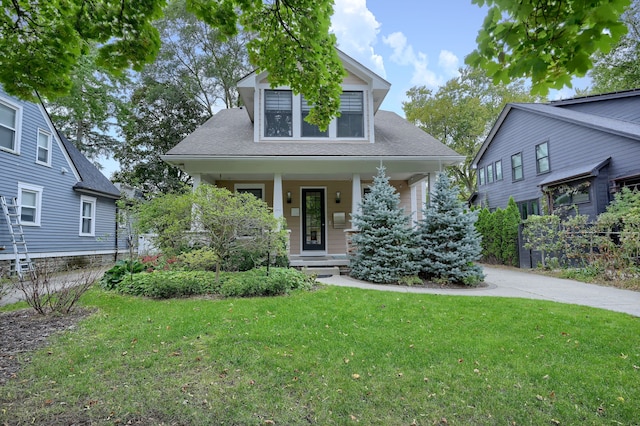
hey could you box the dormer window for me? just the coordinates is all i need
[301,95,328,137]
[261,89,367,140]
[338,91,364,137]
[264,90,292,137]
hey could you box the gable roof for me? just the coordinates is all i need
[237,49,391,122]
[163,108,462,159]
[472,102,640,168]
[57,132,121,199]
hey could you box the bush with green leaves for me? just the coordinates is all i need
[100,259,146,290]
[134,185,287,280]
[220,267,315,298]
[114,270,220,298]
[109,267,314,299]
[178,247,219,271]
[475,197,520,266]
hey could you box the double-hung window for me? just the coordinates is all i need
[36,129,52,166]
[337,91,364,137]
[487,163,494,183]
[80,196,96,236]
[18,183,43,226]
[495,160,503,180]
[301,95,328,137]
[264,90,292,137]
[478,167,485,185]
[0,100,20,152]
[511,153,523,181]
[234,183,265,201]
[536,142,550,174]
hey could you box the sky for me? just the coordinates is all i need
[100,0,589,178]
[330,0,588,116]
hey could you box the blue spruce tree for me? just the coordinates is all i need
[417,172,484,285]
[350,167,421,284]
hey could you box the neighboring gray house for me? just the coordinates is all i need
[472,89,640,221]
[0,86,125,272]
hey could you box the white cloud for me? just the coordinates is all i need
[438,50,460,76]
[331,0,386,77]
[383,31,443,88]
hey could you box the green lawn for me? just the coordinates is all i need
[2,285,639,425]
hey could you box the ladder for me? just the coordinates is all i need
[1,195,36,279]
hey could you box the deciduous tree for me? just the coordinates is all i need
[403,67,540,199]
[467,0,631,95]
[590,0,640,93]
[114,78,208,194]
[1,0,343,129]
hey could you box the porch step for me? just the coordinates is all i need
[300,266,341,278]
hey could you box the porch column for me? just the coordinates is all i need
[410,183,418,225]
[351,173,361,227]
[273,173,283,219]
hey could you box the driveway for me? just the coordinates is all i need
[316,265,640,317]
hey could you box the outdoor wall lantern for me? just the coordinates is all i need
[335,191,341,203]
[287,191,292,203]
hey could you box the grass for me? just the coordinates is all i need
[2,285,640,425]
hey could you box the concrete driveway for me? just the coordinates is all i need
[316,265,640,317]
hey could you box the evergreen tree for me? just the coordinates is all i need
[417,173,484,285]
[350,167,421,284]
[501,197,521,266]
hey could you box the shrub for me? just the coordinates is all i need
[178,248,219,271]
[220,268,315,298]
[100,259,145,290]
[115,270,220,298]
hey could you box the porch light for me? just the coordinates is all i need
[335,191,341,203]
[287,191,292,203]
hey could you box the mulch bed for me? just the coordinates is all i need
[0,308,91,386]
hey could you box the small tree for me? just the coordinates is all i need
[135,185,285,281]
[501,197,521,266]
[417,173,484,285]
[349,167,421,284]
[522,215,562,268]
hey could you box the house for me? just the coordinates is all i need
[162,50,464,266]
[471,89,640,267]
[0,86,125,273]
[472,89,640,220]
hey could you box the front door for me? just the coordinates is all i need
[302,188,326,252]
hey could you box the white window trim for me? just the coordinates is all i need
[259,88,368,141]
[79,195,97,236]
[17,182,43,226]
[0,97,23,154]
[234,183,266,201]
[35,128,52,166]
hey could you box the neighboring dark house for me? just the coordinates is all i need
[0,86,125,272]
[471,89,640,267]
[472,89,640,220]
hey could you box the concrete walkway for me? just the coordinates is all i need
[316,265,640,317]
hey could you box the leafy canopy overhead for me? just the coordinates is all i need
[1,0,344,129]
[466,0,631,95]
